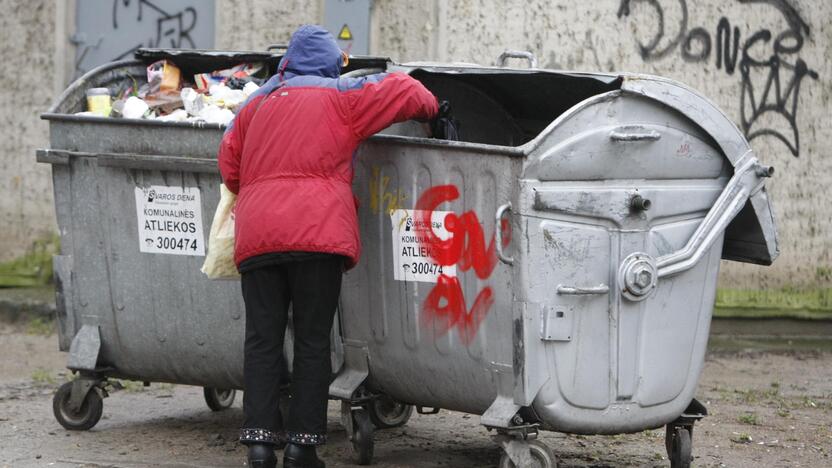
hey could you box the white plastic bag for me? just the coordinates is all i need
[201,184,239,279]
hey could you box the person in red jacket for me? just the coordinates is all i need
[218,25,438,468]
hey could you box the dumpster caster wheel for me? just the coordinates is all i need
[53,381,104,431]
[351,408,374,465]
[203,387,236,411]
[498,440,557,468]
[666,425,692,468]
[368,396,413,429]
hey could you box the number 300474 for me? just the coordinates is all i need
[157,236,198,251]
[410,262,443,275]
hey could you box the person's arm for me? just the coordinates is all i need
[217,94,265,194]
[342,72,439,140]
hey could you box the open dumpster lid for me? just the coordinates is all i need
[40,48,777,266]
[134,48,391,77]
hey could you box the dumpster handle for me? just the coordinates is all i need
[497,50,538,68]
[495,203,514,265]
[609,126,662,142]
[618,155,770,300]
[557,284,609,295]
[655,156,763,278]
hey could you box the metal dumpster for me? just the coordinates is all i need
[38,48,778,468]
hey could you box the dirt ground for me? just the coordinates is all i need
[1,322,830,468]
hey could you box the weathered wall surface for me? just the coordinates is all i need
[371,0,831,289]
[215,0,322,50]
[0,0,58,262]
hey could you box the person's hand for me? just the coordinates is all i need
[431,100,459,140]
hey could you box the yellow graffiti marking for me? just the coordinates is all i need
[369,166,406,215]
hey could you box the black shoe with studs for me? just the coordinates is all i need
[247,443,277,468]
[283,443,325,468]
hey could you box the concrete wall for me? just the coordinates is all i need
[0,0,60,262]
[2,0,829,290]
[215,0,322,50]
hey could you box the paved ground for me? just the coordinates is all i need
[1,321,830,468]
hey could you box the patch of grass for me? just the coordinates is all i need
[111,380,176,394]
[714,287,832,320]
[816,267,832,283]
[0,235,59,287]
[115,380,147,393]
[799,396,819,409]
[738,413,760,425]
[734,387,781,405]
[31,367,56,385]
[731,432,753,444]
[25,317,55,336]
[776,408,791,418]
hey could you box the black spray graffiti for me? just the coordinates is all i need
[617,0,818,157]
[111,0,198,59]
[74,0,200,76]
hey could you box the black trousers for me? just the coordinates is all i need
[239,255,342,446]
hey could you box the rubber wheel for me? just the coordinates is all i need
[668,426,692,468]
[203,387,236,411]
[52,381,103,431]
[498,440,558,468]
[351,408,375,465]
[368,396,413,429]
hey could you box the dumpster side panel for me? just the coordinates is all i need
[65,156,121,363]
[47,115,246,387]
[342,140,521,414]
[51,162,75,351]
[97,166,245,387]
[518,92,730,433]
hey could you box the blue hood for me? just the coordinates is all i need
[277,25,342,78]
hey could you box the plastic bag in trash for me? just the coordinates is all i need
[122,96,150,119]
[194,62,264,91]
[208,84,246,110]
[155,109,189,122]
[147,60,182,93]
[181,87,205,116]
[242,81,260,97]
[143,91,184,115]
[202,184,239,280]
[198,104,235,125]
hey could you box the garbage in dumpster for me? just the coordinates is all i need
[146,60,182,94]
[206,84,247,110]
[242,81,260,97]
[85,88,111,117]
[155,109,189,122]
[194,62,264,91]
[142,91,184,115]
[197,104,236,126]
[181,87,205,116]
[77,61,262,124]
[121,96,149,119]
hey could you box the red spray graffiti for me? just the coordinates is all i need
[414,185,510,345]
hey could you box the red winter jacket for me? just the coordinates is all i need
[218,27,438,269]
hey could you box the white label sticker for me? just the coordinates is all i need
[391,209,457,283]
[134,185,205,256]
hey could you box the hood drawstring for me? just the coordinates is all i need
[278,58,289,83]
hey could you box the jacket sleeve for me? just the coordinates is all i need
[217,95,264,194]
[346,72,439,140]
